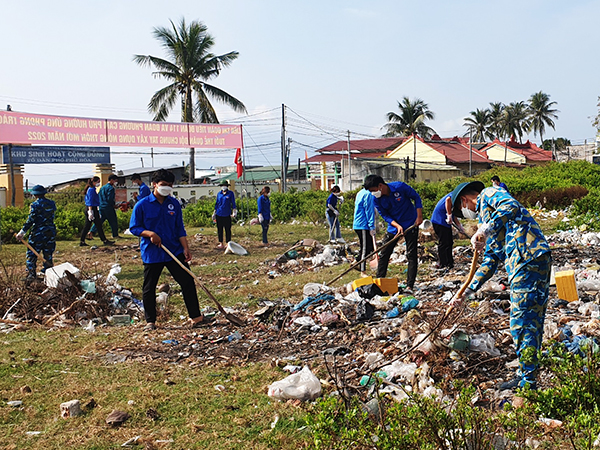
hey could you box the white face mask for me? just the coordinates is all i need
[461,205,477,220]
[157,186,173,197]
[371,190,382,199]
[221,186,228,192]
[95,183,101,188]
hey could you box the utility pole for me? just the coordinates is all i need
[286,137,292,188]
[281,104,287,192]
[504,140,508,165]
[140,157,144,168]
[469,128,473,177]
[412,133,417,179]
[347,130,352,190]
[151,147,154,167]
[551,138,555,161]
[8,144,15,207]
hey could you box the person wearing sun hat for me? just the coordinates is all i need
[15,185,56,282]
[213,180,237,249]
[450,180,551,391]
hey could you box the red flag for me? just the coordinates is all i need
[235,148,243,178]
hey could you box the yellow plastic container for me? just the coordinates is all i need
[373,278,399,295]
[351,276,374,291]
[555,270,578,302]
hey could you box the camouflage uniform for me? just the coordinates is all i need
[468,187,551,389]
[22,197,57,277]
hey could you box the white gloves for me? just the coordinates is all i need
[258,213,264,223]
[231,209,237,218]
[338,196,344,204]
[471,224,491,252]
[212,212,216,221]
[87,209,95,221]
[449,288,475,307]
[446,213,453,225]
[370,229,376,236]
[16,229,25,240]
[333,210,339,216]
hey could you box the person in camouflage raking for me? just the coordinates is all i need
[450,181,551,390]
[15,185,57,281]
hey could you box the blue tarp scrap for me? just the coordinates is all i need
[293,293,335,312]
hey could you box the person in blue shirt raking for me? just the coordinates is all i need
[353,186,376,277]
[257,186,273,246]
[491,175,510,194]
[129,168,205,331]
[326,185,345,243]
[430,190,468,271]
[363,175,423,293]
[212,180,237,249]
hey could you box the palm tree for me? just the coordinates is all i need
[463,108,491,142]
[502,101,529,143]
[487,102,505,140]
[134,18,247,182]
[383,97,436,139]
[527,91,559,145]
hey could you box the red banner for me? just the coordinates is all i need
[0,111,243,149]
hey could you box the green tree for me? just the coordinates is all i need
[463,108,491,142]
[383,97,436,138]
[487,102,505,140]
[134,18,247,181]
[542,137,570,152]
[527,91,559,145]
[502,101,529,143]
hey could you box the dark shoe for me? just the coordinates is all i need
[498,377,520,391]
[190,315,214,328]
[80,242,88,247]
[143,323,156,331]
[103,240,115,246]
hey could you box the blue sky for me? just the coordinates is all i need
[1,0,599,185]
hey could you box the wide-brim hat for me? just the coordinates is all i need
[451,181,484,218]
[30,184,47,195]
[219,180,230,187]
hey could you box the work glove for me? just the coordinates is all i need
[211,212,216,221]
[449,288,475,307]
[446,213,453,225]
[87,209,95,222]
[231,209,237,218]
[338,196,344,204]
[370,229,376,237]
[333,210,339,217]
[471,225,490,252]
[258,213,264,223]
[15,229,25,240]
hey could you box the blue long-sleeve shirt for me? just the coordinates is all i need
[138,182,151,199]
[431,193,452,228]
[468,186,550,291]
[257,194,271,218]
[129,194,187,264]
[215,190,236,217]
[85,186,100,207]
[326,193,339,217]
[98,183,115,209]
[373,181,423,233]
[353,188,375,230]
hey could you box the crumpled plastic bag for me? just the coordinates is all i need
[356,283,386,300]
[469,333,501,356]
[267,366,322,401]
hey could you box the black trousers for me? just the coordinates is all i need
[433,223,454,268]
[216,215,232,243]
[355,229,375,272]
[80,206,107,243]
[376,227,419,288]
[261,219,270,244]
[142,253,201,323]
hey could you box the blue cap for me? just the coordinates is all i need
[30,185,47,195]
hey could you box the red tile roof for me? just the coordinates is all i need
[304,152,387,163]
[483,138,552,162]
[316,137,406,153]
[424,136,490,164]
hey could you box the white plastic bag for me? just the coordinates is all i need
[224,241,248,256]
[267,366,322,401]
[469,333,501,356]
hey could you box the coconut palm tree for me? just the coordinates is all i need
[134,18,247,181]
[463,108,491,142]
[487,102,505,140]
[527,91,559,145]
[502,101,529,143]
[383,97,436,139]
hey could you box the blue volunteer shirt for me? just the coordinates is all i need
[374,181,422,233]
[326,193,339,217]
[85,186,100,207]
[129,194,187,264]
[431,193,452,228]
[98,183,115,209]
[353,188,375,230]
[215,189,236,217]
[138,182,151,199]
[257,194,271,218]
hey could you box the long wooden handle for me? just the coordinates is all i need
[455,248,480,298]
[160,245,227,315]
[17,236,44,261]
